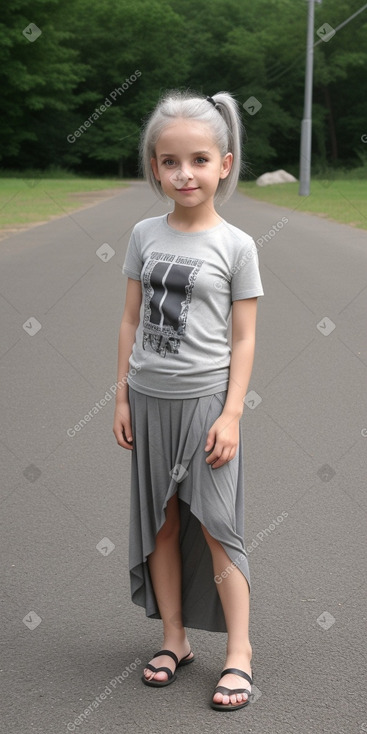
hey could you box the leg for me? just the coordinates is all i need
[202,525,252,706]
[143,494,194,682]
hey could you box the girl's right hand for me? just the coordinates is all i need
[113,401,134,450]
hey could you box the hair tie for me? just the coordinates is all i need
[206,95,220,111]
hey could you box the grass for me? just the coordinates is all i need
[0,172,366,233]
[0,176,127,230]
[238,178,367,230]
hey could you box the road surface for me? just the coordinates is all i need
[0,181,366,734]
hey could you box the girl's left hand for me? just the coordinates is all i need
[204,413,240,469]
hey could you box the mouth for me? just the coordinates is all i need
[179,187,199,192]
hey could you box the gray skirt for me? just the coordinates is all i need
[128,385,250,633]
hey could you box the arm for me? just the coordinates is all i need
[223,297,258,418]
[113,277,142,449]
[205,297,258,469]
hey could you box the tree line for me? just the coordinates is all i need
[1,0,366,179]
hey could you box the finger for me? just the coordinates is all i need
[204,430,215,451]
[113,424,133,450]
[119,436,134,450]
[206,447,225,467]
[210,447,233,469]
[121,421,134,445]
[205,447,220,464]
[122,423,133,443]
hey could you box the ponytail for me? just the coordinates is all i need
[208,91,244,203]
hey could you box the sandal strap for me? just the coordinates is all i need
[221,668,253,685]
[145,663,174,679]
[180,650,192,661]
[153,649,179,666]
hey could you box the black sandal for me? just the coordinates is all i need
[141,648,194,687]
[210,667,253,711]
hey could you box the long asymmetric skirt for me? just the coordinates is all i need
[128,385,250,633]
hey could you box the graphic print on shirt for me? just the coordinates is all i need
[142,251,204,357]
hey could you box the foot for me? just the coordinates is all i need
[143,639,194,683]
[212,650,252,708]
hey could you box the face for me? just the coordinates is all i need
[151,119,232,209]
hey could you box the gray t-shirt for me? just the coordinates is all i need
[122,214,264,399]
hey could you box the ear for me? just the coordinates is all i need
[151,157,160,181]
[219,152,233,180]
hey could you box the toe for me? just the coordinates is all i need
[213,686,250,707]
[152,670,168,682]
[213,691,229,705]
[143,668,168,682]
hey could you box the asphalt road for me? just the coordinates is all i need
[1,181,366,734]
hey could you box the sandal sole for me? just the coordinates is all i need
[141,673,177,688]
[210,698,250,711]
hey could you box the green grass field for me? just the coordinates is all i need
[0,177,127,230]
[0,175,366,233]
[238,179,367,230]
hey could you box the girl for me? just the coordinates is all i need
[113,90,264,711]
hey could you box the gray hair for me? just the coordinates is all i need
[139,90,244,205]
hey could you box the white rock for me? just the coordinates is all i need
[256,169,298,186]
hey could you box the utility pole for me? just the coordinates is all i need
[299,0,321,196]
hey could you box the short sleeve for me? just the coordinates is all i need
[231,238,264,301]
[122,228,142,280]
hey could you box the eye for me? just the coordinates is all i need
[195,157,208,164]
[162,159,176,166]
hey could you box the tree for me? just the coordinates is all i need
[312,0,367,168]
[59,0,192,176]
[1,0,366,175]
[0,0,87,165]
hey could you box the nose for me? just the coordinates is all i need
[170,166,194,190]
[180,165,194,179]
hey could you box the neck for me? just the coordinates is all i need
[168,201,222,231]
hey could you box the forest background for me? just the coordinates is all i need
[1,0,366,181]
